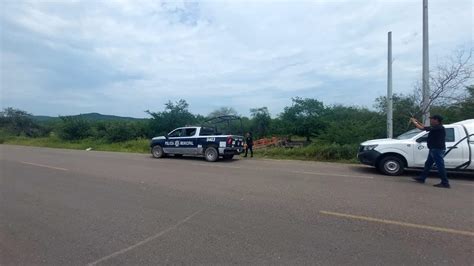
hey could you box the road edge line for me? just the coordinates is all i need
[320,210,474,237]
[20,161,68,171]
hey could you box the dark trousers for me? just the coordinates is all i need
[419,148,449,185]
[244,145,253,157]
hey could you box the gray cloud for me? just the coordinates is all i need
[1,0,472,117]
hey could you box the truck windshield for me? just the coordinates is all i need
[396,128,422,140]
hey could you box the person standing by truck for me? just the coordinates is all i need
[410,115,450,188]
[244,132,254,158]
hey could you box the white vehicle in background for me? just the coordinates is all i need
[358,119,474,176]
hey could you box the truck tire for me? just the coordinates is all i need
[378,156,404,176]
[204,147,219,162]
[151,145,165,158]
[223,154,234,160]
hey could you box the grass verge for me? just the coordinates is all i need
[2,136,359,163]
[3,136,150,154]
[253,142,359,163]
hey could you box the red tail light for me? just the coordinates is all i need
[227,136,233,145]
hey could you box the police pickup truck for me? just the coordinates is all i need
[358,119,474,175]
[150,126,244,162]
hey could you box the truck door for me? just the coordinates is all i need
[413,127,464,168]
[164,128,184,154]
[443,127,466,168]
[180,128,198,155]
[413,134,429,167]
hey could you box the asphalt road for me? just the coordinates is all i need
[1,145,473,265]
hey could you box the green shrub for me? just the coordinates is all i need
[103,122,134,142]
[57,116,92,140]
[93,121,148,143]
[256,142,358,162]
[0,107,49,137]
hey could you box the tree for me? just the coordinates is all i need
[0,107,45,137]
[458,85,474,118]
[377,82,473,137]
[414,49,473,117]
[375,94,420,137]
[146,99,196,136]
[208,107,238,118]
[269,117,287,136]
[95,121,136,142]
[279,97,326,141]
[430,85,474,123]
[57,116,92,140]
[250,107,271,138]
[320,105,385,145]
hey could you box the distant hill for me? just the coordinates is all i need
[31,115,60,123]
[32,113,145,123]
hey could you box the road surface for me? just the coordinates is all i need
[1,145,473,265]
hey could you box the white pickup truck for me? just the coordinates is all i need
[358,119,474,175]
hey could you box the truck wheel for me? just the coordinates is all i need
[378,156,404,176]
[204,147,219,162]
[223,154,234,160]
[151,145,164,158]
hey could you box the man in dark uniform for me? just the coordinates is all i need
[244,132,253,158]
[410,115,450,188]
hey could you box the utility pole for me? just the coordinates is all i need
[387,31,393,138]
[422,0,430,125]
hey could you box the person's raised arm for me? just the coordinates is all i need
[410,117,426,130]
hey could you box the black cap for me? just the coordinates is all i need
[429,114,443,122]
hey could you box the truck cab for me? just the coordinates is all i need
[150,126,244,162]
[358,119,474,175]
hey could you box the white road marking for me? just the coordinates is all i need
[320,210,474,237]
[87,210,202,265]
[191,163,242,169]
[20,161,68,171]
[292,171,374,179]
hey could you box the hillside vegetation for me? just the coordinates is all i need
[1,86,473,162]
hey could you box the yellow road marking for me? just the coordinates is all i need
[20,161,68,171]
[320,210,474,237]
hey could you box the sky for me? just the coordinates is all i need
[0,0,472,118]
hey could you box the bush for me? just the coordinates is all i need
[0,132,7,144]
[256,142,358,162]
[93,121,148,143]
[0,107,48,137]
[103,122,134,142]
[57,116,92,140]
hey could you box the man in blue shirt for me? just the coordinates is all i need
[410,115,450,188]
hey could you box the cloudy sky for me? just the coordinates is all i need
[0,0,472,117]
